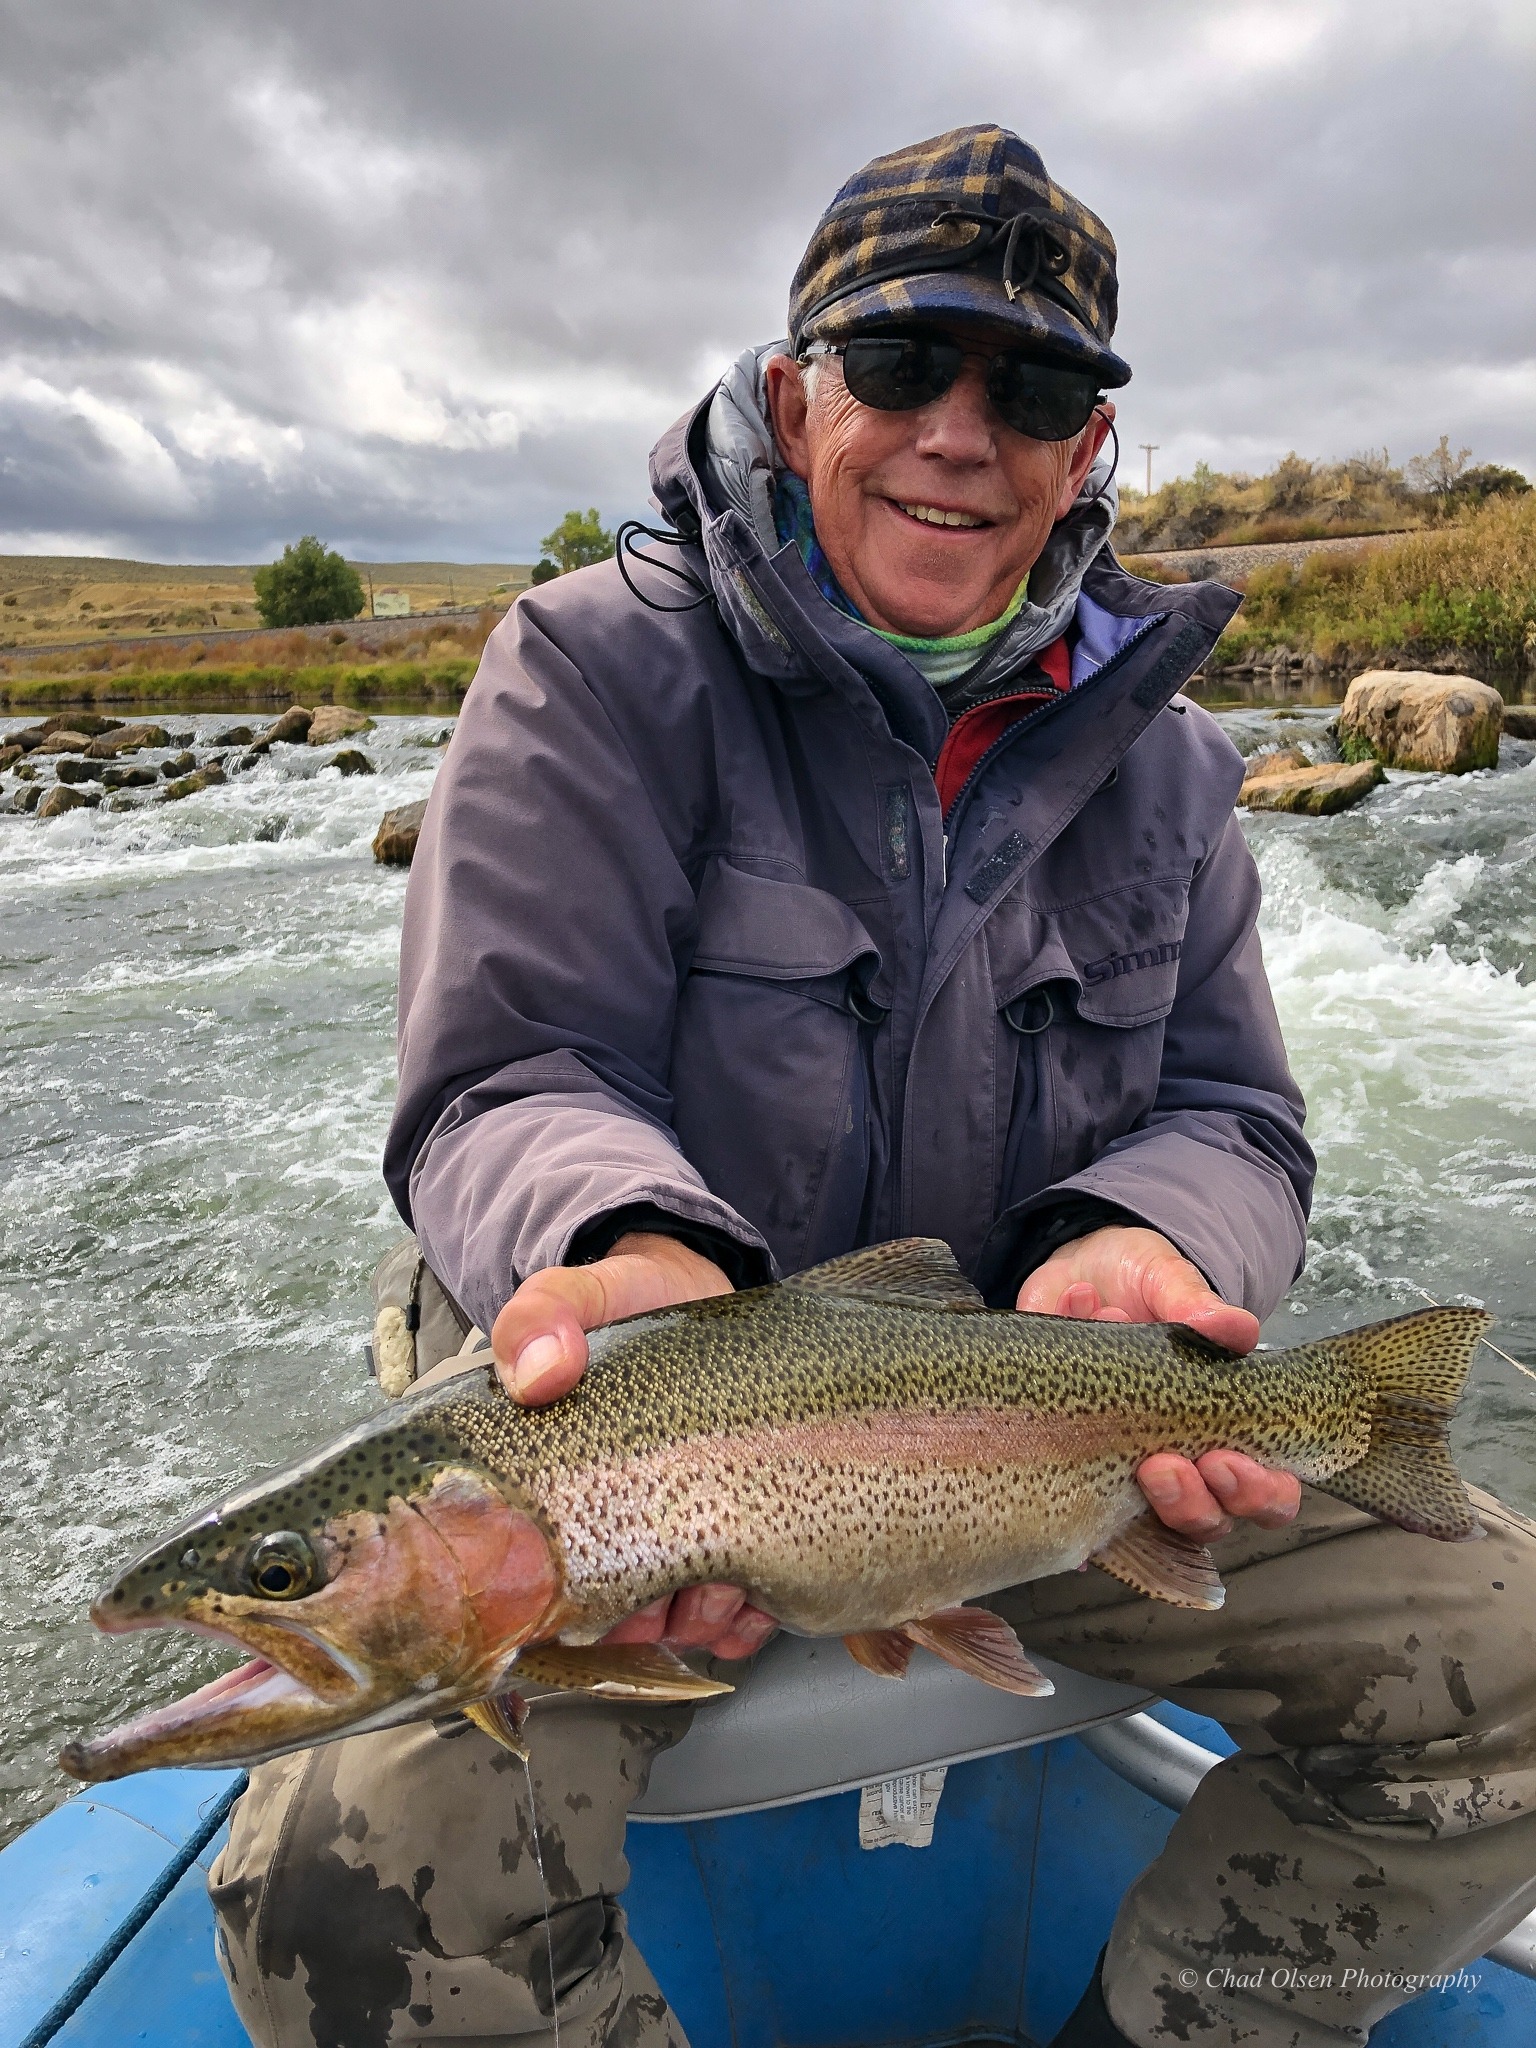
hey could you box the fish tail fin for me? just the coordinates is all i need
[1315,1306,1489,1540]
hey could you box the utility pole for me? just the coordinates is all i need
[365,567,375,619]
[1139,444,1159,497]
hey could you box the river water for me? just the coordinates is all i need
[2,706,1534,1844]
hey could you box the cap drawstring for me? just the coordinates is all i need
[929,206,1088,323]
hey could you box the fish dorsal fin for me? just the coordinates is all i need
[901,1609,1055,1697]
[844,1628,915,1679]
[511,1642,734,1701]
[784,1238,985,1309]
[1093,1516,1226,1611]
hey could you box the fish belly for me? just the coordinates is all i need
[537,1406,1150,1641]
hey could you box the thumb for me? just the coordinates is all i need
[490,1266,604,1405]
[1141,1249,1259,1355]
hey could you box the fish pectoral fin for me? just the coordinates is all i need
[1092,1516,1226,1610]
[900,1608,1055,1697]
[512,1642,734,1701]
[844,1628,916,1679]
[782,1238,986,1309]
[464,1692,530,1757]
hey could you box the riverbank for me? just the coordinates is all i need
[0,657,476,714]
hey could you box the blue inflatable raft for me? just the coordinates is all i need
[5,1638,1535,2046]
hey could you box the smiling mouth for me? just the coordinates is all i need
[895,501,990,529]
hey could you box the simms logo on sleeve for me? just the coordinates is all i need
[1082,940,1182,985]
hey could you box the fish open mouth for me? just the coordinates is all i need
[58,1619,370,1783]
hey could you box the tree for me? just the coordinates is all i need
[529,558,561,585]
[252,536,365,627]
[1454,463,1530,505]
[1406,436,1473,505]
[539,508,615,575]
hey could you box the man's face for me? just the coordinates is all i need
[766,328,1113,640]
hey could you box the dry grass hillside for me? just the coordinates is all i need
[0,558,533,650]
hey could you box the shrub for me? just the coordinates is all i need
[253,536,366,628]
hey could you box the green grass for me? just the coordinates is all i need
[0,657,475,713]
[1206,494,1536,673]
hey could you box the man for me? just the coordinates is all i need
[213,128,1536,2048]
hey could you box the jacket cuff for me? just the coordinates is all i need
[566,1201,774,1292]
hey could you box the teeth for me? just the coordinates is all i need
[899,503,985,528]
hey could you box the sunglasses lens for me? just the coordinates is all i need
[840,334,964,411]
[987,357,1100,441]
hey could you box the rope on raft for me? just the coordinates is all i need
[17,1772,249,2048]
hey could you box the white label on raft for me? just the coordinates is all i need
[858,1767,947,1850]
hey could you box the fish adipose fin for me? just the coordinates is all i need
[785,1238,986,1309]
[844,1628,916,1678]
[1093,1516,1226,1610]
[901,1608,1055,1696]
[1317,1306,1489,1540]
[511,1642,735,1701]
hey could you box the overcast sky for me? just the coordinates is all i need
[2,0,1532,563]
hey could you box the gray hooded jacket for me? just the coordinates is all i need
[384,363,1312,1337]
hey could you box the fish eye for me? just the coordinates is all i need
[245,1531,318,1601]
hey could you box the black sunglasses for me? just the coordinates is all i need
[801,330,1103,443]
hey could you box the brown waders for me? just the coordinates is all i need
[211,1316,1536,2047]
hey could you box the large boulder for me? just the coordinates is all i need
[307,705,374,746]
[1240,760,1383,817]
[41,712,122,738]
[102,764,159,791]
[263,705,314,745]
[1503,705,1536,741]
[87,723,171,757]
[36,730,94,754]
[37,782,100,818]
[54,757,104,784]
[1337,670,1502,773]
[373,798,428,866]
[1241,745,1310,780]
[161,765,227,802]
[0,744,23,772]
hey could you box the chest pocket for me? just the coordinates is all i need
[670,859,882,1277]
[988,877,1190,1208]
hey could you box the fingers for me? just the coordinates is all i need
[664,1583,745,1647]
[1139,1253,1260,1356]
[1196,1450,1301,1528]
[597,1587,778,1661]
[1015,1226,1260,1355]
[1137,1453,1235,1539]
[1138,1450,1301,1537]
[708,1605,779,1661]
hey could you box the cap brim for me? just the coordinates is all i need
[806,271,1131,388]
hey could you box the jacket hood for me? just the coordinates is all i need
[652,341,1122,696]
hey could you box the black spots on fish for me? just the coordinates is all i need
[111,1587,125,1604]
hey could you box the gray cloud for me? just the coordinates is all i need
[0,0,1531,560]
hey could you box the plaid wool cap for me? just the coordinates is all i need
[788,125,1130,388]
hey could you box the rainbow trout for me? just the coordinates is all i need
[62,1239,1487,1784]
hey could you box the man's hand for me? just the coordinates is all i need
[1016,1224,1300,1541]
[490,1232,778,1661]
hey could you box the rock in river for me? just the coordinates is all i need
[161,765,227,802]
[160,751,197,778]
[1240,760,1383,817]
[262,705,313,745]
[87,724,171,757]
[307,705,374,746]
[54,758,104,784]
[37,783,101,818]
[1503,706,1536,741]
[1337,670,1502,773]
[373,799,427,866]
[327,748,374,776]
